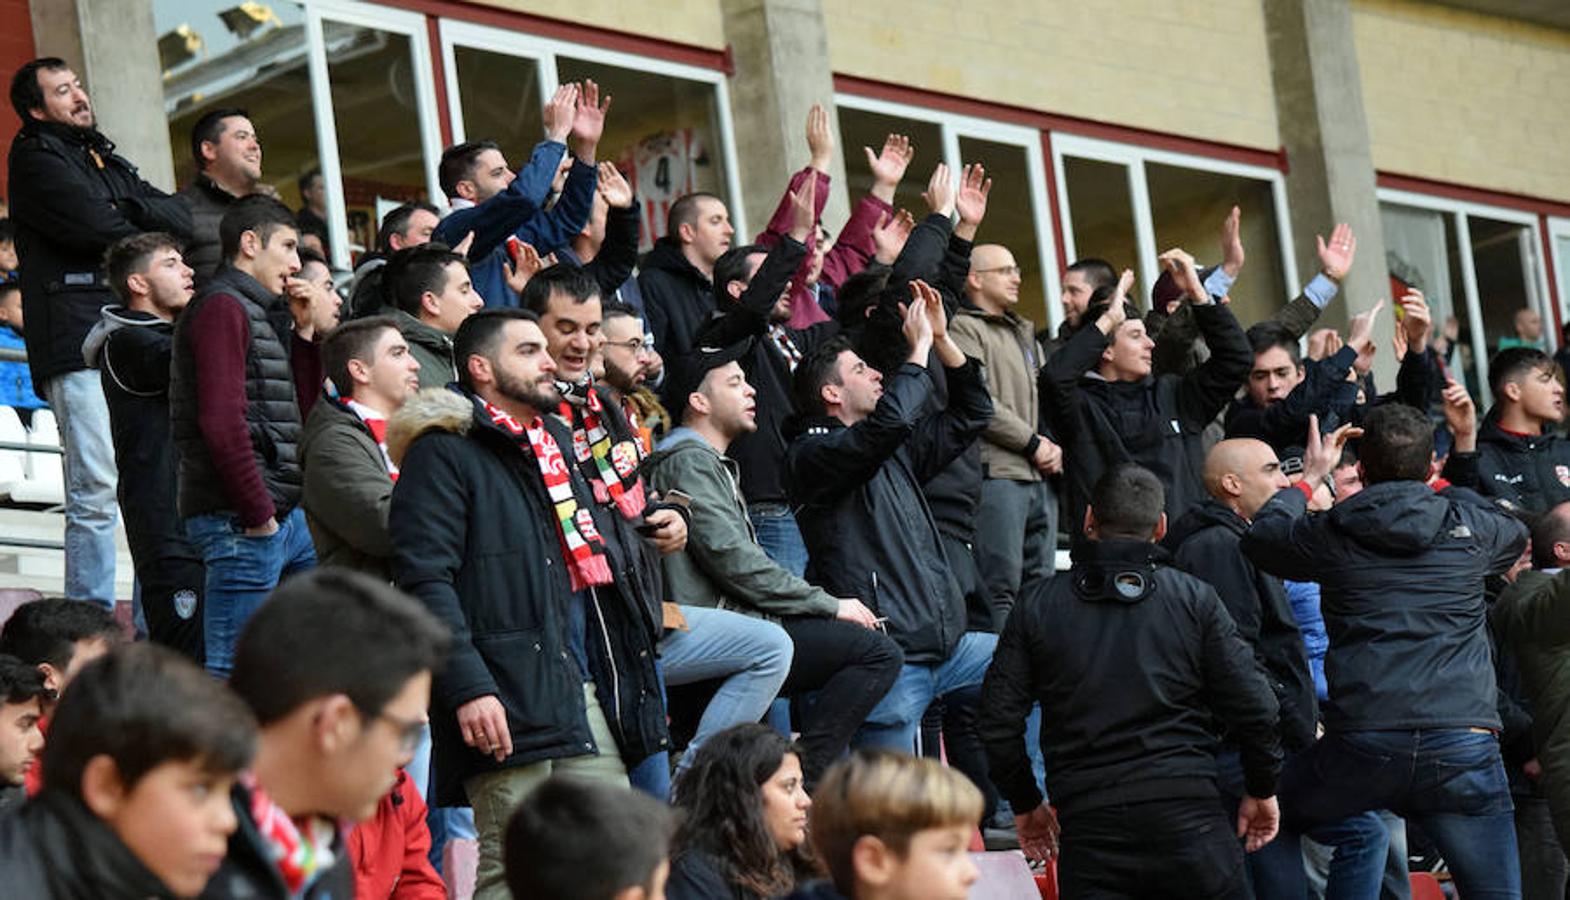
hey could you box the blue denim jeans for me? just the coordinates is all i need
[659,606,792,773]
[45,370,119,607]
[1282,729,1521,899]
[748,502,808,579]
[629,660,672,801]
[856,631,998,753]
[186,506,317,678]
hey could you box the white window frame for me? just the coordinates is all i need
[1378,188,1554,408]
[833,93,1063,329]
[437,18,748,237]
[1050,133,1300,312]
[1550,216,1570,334]
[304,0,445,268]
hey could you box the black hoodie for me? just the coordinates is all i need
[980,538,1282,817]
[1243,480,1527,732]
[639,236,714,363]
[1168,500,1318,751]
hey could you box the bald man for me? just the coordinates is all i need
[1170,438,1387,897]
[951,244,1059,627]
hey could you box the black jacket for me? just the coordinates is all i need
[1442,418,1570,514]
[1169,500,1318,751]
[1223,345,1358,455]
[640,236,714,361]
[176,174,240,281]
[666,850,762,900]
[7,119,191,387]
[200,782,353,900]
[1242,480,1527,732]
[1040,302,1250,529]
[692,236,818,505]
[388,388,667,805]
[0,790,181,899]
[785,357,993,664]
[81,306,200,569]
[979,539,1282,817]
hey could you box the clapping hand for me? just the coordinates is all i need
[542,82,579,143]
[922,162,956,217]
[503,240,543,296]
[872,209,916,264]
[866,133,914,201]
[1397,289,1432,353]
[788,174,817,243]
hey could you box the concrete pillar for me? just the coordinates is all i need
[1263,0,1396,381]
[30,0,176,192]
[720,0,849,237]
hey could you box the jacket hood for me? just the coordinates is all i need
[81,305,165,369]
[1167,499,1246,548]
[1069,538,1169,604]
[645,426,713,467]
[642,237,709,283]
[384,306,453,352]
[1327,479,1451,556]
[387,386,474,466]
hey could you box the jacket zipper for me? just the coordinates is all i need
[589,585,623,730]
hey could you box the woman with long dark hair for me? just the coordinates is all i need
[667,724,815,900]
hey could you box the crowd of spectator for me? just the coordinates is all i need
[2,50,1570,900]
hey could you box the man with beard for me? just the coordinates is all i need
[7,56,192,608]
[596,301,669,453]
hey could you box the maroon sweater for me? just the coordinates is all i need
[184,294,322,527]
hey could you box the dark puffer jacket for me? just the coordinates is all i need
[175,174,240,280]
[1442,418,1570,514]
[7,119,191,388]
[785,357,993,664]
[1169,500,1318,751]
[1242,480,1527,732]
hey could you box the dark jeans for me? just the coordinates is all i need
[1515,795,1569,900]
[1217,748,1388,900]
[133,549,205,666]
[1058,797,1247,899]
[977,478,1056,629]
[779,616,902,787]
[1282,729,1521,899]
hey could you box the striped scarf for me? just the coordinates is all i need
[484,400,612,591]
[244,774,339,896]
[767,323,803,371]
[345,398,398,481]
[556,379,647,521]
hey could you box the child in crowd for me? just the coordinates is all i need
[0,653,48,813]
[505,774,675,900]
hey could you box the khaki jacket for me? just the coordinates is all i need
[951,304,1042,483]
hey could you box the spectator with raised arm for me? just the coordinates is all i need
[1442,345,1570,513]
[7,57,193,609]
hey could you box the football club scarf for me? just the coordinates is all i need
[244,774,339,896]
[345,398,398,481]
[767,323,803,371]
[556,378,647,521]
[483,400,613,590]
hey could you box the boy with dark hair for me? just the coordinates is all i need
[0,643,251,895]
[1443,345,1570,513]
[86,232,206,661]
[0,654,49,812]
[0,217,16,279]
[206,568,449,899]
[505,775,675,900]
[0,597,121,701]
[171,194,338,676]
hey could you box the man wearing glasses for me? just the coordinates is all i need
[596,300,668,453]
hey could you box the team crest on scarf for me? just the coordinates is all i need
[1557,465,1570,488]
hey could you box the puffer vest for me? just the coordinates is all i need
[170,265,303,518]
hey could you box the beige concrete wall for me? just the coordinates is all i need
[469,0,727,49]
[821,0,1281,150]
[1352,0,1570,201]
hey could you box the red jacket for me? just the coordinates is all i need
[347,769,446,899]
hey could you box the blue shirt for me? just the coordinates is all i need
[0,325,44,409]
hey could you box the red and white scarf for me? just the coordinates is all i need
[484,400,613,591]
[767,323,803,371]
[346,399,398,481]
[556,379,647,521]
[243,774,339,897]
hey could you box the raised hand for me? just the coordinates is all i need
[872,209,916,264]
[1347,299,1384,375]
[1303,414,1364,486]
[503,240,543,296]
[542,82,579,143]
[806,103,835,173]
[865,133,914,201]
[1316,223,1356,282]
[1221,205,1245,278]
[955,163,992,233]
[570,79,610,161]
[912,278,948,342]
[922,162,956,218]
[1159,247,1209,304]
[901,283,934,362]
[1442,379,1477,452]
[596,161,634,209]
[1397,289,1432,353]
[1095,269,1136,335]
[788,174,817,243]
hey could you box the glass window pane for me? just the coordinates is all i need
[1382,203,1482,398]
[1145,162,1287,330]
[835,107,943,225]
[451,46,544,163]
[1062,156,1138,296]
[958,137,1046,327]
[1469,216,1542,356]
[323,22,431,256]
[556,56,728,251]
[156,1,320,208]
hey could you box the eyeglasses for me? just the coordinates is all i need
[604,338,645,352]
[372,708,428,753]
[974,265,1021,277]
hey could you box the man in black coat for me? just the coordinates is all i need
[785,281,993,755]
[1243,405,1530,898]
[388,309,666,900]
[979,465,1281,899]
[1169,438,1389,897]
[82,233,204,664]
[6,57,192,607]
[1442,345,1570,514]
[639,193,734,361]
